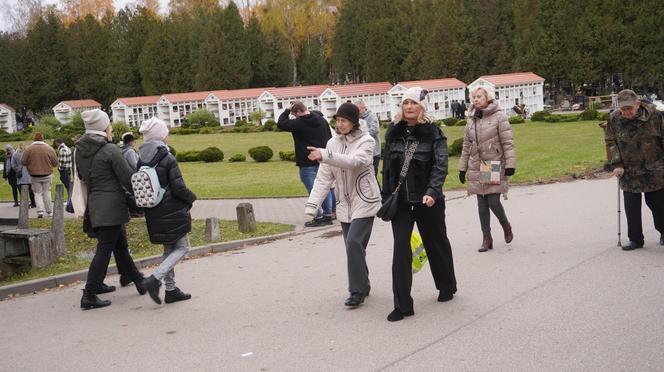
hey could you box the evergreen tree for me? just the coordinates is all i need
[298,37,328,85]
[0,33,26,107]
[67,15,112,104]
[245,16,272,88]
[23,11,71,112]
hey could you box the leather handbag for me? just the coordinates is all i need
[377,141,419,221]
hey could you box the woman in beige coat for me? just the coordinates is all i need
[306,103,381,308]
[459,87,516,252]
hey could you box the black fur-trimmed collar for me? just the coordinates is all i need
[386,120,441,142]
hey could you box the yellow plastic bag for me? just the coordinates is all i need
[411,231,428,273]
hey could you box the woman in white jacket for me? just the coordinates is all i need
[305,103,381,308]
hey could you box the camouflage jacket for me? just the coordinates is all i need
[605,103,664,193]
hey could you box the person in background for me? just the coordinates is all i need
[21,132,58,218]
[278,101,335,227]
[381,87,457,322]
[10,143,36,208]
[459,87,516,253]
[3,144,19,206]
[356,100,381,177]
[120,132,139,171]
[53,139,72,206]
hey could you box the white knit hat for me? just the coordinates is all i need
[400,87,430,112]
[81,109,110,134]
[139,116,169,141]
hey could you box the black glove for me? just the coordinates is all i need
[459,171,466,184]
[505,168,515,176]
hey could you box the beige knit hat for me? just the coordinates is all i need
[81,109,111,133]
[400,87,430,112]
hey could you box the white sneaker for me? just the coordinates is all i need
[47,212,53,217]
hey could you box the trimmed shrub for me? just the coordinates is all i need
[442,117,458,127]
[234,120,249,127]
[599,111,609,121]
[579,109,599,120]
[279,150,296,161]
[262,120,277,131]
[69,112,84,129]
[233,126,249,133]
[530,111,549,122]
[199,147,224,162]
[170,127,199,135]
[456,119,467,126]
[175,151,200,162]
[199,127,213,134]
[37,115,61,128]
[229,153,246,162]
[111,121,131,144]
[185,109,219,128]
[509,115,525,124]
[168,146,177,156]
[448,138,464,157]
[591,100,604,110]
[544,114,578,123]
[248,146,273,162]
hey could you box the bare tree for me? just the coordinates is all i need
[1,0,44,36]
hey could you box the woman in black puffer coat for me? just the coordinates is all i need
[138,117,197,305]
[382,87,457,322]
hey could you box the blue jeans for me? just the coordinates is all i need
[299,165,334,219]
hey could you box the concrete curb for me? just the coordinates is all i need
[0,224,337,300]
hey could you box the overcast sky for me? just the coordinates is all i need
[0,0,171,32]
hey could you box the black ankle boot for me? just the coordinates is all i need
[165,287,192,304]
[387,309,415,322]
[142,275,162,304]
[95,282,116,294]
[80,289,111,310]
[133,274,147,295]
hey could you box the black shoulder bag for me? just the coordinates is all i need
[376,140,419,221]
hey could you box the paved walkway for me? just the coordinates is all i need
[2,178,664,371]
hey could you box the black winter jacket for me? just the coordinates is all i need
[137,145,197,244]
[277,109,332,167]
[381,121,448,204]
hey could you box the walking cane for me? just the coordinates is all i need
[617,178,622,248]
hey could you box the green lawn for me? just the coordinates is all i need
[0,218,293,286]
[0,120,606,200]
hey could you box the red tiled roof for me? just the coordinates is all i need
[0,103,15,111]
[210,88,271,100]
[162,91,210,103]
[266,84,329,99]
[116,96,161,106]
[328,82,393,96]
[399,78,466,90]
[478,72,544,86]
[62,99,101,108]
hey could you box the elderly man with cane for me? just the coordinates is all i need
[604,89,664,251]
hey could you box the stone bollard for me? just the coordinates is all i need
[18,185,29,229]
[236,203,256,233]
[51,184,66,257]
[205,217,220,241]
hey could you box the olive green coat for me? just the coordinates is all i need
[75,134,134,228]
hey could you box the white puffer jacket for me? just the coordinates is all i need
[305,123,381,223]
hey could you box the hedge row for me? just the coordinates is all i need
[530,109,605,123]
[172,146,275,163]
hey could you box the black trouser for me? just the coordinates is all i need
[623,188,664,244]
[477,193,509,233]
[59,168,71,202]
[18,184,35,207]
[390,200,457,313]
[85,224,141,292]
[7,176,18,204]
[341,217,374,295]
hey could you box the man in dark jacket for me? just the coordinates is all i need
[76,109,146,309]
[278,101,334,227]
[605,89,664,251]
[138,117,197,305]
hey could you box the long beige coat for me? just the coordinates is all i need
[459,102,516,195]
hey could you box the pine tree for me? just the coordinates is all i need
[23,11,71,111]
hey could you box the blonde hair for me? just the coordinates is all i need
[393,99,433,124]
[471,87,492,103]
